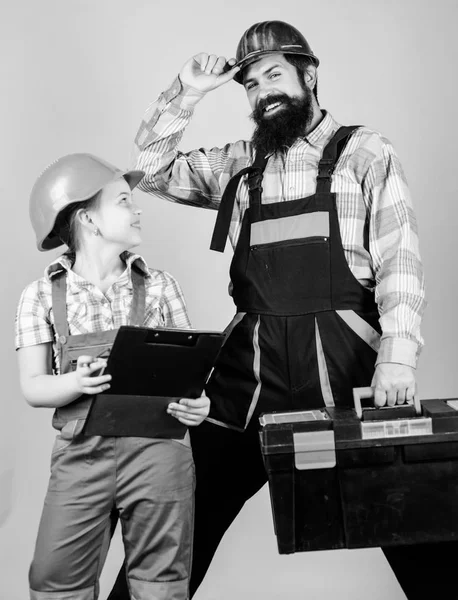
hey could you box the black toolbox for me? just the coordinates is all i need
[259,388,458,554]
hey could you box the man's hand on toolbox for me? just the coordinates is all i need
[371,363,416,408]
[167,391,210,426]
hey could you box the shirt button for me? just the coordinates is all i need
[289,186,295,192]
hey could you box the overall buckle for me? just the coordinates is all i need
[316,159,334,181]
[247,168,264,194]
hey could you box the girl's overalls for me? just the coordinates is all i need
[29,262,195,600]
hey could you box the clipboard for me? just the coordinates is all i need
[83,326,225,439]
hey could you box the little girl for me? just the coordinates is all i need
[15,153,209,600]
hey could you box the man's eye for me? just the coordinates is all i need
[246,82,257,91]
[270,72,280,80]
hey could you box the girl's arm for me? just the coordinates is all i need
[17,343,112,408]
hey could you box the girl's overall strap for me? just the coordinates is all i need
[51,271,70,339]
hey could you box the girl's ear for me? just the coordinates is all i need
[76,208,93,231]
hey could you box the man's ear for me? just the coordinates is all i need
[303,65,318,91]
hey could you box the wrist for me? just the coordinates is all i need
[176,76,207,109]
[66,370,83,396]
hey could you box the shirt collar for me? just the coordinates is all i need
[45,250,150,282]
[304,110,341,148]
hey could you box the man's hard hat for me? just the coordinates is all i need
[234,20,319,84]
[30,153,145,251]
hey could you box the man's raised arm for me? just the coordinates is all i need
[132,54,240,209]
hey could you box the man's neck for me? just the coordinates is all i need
[304,102,324,136]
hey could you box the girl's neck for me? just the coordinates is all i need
[72,246,126,293]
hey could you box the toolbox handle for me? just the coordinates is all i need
[353,387,421,420]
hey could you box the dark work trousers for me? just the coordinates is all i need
[108,126,458,599]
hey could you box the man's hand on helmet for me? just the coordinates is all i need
[180,53,240,94]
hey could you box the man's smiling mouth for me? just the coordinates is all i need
[264,101,283,113]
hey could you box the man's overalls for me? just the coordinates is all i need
[29,262,194,600]
[186,126,380,592]
[188,126,453,599]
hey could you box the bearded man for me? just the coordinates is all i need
[109,20,446,600]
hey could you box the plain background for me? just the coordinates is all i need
[1,0,457,598]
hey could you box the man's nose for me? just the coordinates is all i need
[259,78,274,95]
[257,85,274,104]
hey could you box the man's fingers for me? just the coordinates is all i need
[212,56,229,75]
[386,388,398,407]
[405,386,415,403]
[373,387,387,408]
[196,53,209,70]
[396,387,408,404]
[204,54,219,74]
[217,65,240,85]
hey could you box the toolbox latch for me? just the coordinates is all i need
[293,430,336,470]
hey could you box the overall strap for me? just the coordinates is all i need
[210,153,269,253]
[246,153,269,222]
[51,271,70,339]
[129,265,146,327]
[316,125,361,194]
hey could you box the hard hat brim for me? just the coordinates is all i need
[234,49,319,84]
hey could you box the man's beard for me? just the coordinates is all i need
[250,89,314,156]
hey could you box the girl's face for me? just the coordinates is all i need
[87,178,142,250]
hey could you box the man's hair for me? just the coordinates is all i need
[284,54,319,102]
[53,194,99,253]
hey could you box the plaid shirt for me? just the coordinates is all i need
[133,78,426,368]
[15,251,190,373]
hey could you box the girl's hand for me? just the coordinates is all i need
[74,355,112,395]
[167,392,210,426]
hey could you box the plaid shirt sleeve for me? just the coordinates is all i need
[15,280,54,349]
[158,271,192,329]
[362,135,426,368]
[133,77,236,210]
